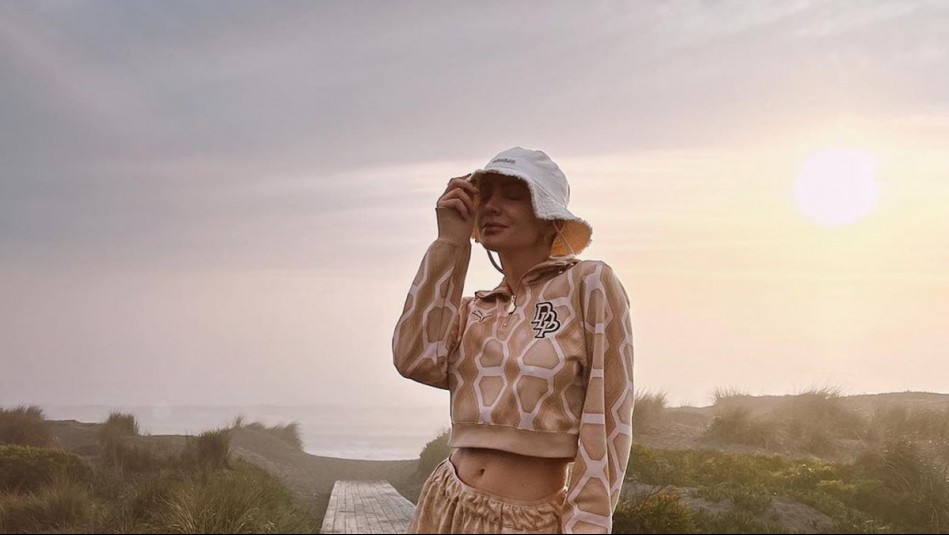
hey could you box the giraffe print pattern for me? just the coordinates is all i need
[394,239,634,534]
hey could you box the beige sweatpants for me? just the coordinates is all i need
[407,457,566,534]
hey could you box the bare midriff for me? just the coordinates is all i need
[449,447,571,501]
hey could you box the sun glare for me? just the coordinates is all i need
[794,148,880,226]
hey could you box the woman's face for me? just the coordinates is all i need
[475,173,553,253]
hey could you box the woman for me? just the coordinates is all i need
[393,147,634,534]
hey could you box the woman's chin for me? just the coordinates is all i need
[479,238,505,253]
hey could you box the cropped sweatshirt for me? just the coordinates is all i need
[393,238,634,534]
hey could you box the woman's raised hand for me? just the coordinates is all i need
[435,175,480,244]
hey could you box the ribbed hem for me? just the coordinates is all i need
[450,423,578,458]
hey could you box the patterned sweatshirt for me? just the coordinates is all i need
[393,238,634,534]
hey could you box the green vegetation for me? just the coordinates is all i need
[0,446,90,493]
[712,386,753,405]
[776,387,865,455]
[7,391,947,534]
[705,405,781,449]
[865,405,949,445]
[703,387,932,456]
[689,509,791,534]
[181,428,232,471]
[634,390,668,435]
[231,415,304,450]
[627,389,949,533]
[98,412,161,474]
[614,488,698,533]
[417,428,451,477]
[0,475,94,533]
[0,407,317,534]
[622,441,949,533]
[0,406,52,447]
[101,412,140,438]
[155,462,314,533]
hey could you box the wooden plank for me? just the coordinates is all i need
[355,481,369,534]
[322,480,415,534]
[368,481,381,532]
[321,481,340,535]
[377,485,411,532]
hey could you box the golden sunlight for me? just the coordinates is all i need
[794,148,881,226]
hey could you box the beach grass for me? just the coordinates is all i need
[0,406,318,534]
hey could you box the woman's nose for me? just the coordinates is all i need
[480,192,500,214]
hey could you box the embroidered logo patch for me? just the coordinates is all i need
[531,302,561,338]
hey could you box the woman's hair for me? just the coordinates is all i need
[546,220,561,250]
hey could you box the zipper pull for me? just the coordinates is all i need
[506,294,517,314]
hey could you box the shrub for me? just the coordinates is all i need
[86,469,185,532]
[88,450,312,533]
[418,428,451,477]
[705,387,868,454]
[231,416,304,451]
[705,405,780,449]
[265,422,303,450]
[778,387,864,453]
[614,490,697,534]
[0,406,52,447]
[97,414,167,475]
[634,390,668,435]
[0,425,314,534]
[124,470,182,523]
[867,406,949,444]
[776,462,842,491]
[0,475,93,534]
[181,428,230,470]
[0,445,90,493]
[697,483,774,516]
[712,387,752,407]
[691,509,789,534]
[628,443,678,485]
[100,412,140,438]
[156,461,314,533]
[627,443,949,534]
[101,440,167,474]
[848,438,949,532]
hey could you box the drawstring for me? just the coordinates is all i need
[487,249,504,274]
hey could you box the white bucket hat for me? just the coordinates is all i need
[468,147,592,257]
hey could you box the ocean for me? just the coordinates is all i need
[40,404,450,461]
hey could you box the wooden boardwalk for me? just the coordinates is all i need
[321,480,416,534]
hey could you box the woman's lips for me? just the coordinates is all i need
[483,224,506,233]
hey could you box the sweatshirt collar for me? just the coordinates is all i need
[474,255,581,299]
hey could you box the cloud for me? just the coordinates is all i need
[1,1,947,275]
[2,1,948,408]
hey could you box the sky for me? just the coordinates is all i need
[1,0,948,410]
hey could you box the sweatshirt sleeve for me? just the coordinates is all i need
[392,238,472,390]
[562,262,635,534]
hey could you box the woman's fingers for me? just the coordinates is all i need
[437,198,470,220]
[435,175,478,243]
[450,187,476,211]
[452,198,471,220]
[444,175,478,197]
[437,174,480,227]
[439,186,476,217]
